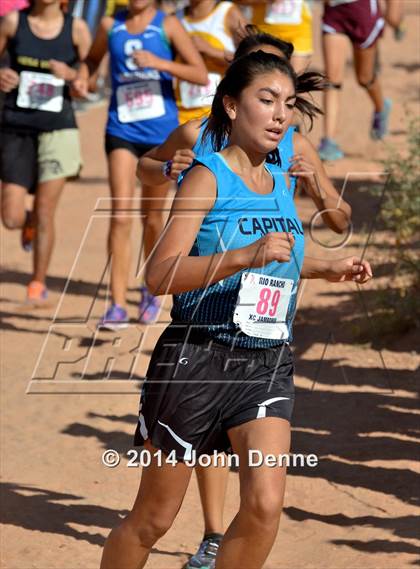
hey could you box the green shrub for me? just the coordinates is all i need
[380,116,420,276]
[365,116,420,337]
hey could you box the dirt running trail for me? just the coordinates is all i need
[1,4,419,569]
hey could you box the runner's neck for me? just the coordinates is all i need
[29,3,63,23]
[27,7,65,40]
[126,6,157,34]
[219,145,271,194]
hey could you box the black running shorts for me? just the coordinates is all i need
[0,129,38,193]
[134,325,295,461]
[105,133,155,159]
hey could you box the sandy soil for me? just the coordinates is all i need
[1,3,419,569]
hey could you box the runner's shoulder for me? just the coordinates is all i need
[99,16,115,34]
[72,16,89,32]
[0,10,19,38]
[71,16,91,39]
[178,163,217,206]
[293,130,315,155]
[162,13,186,35]
[180,118,203,147]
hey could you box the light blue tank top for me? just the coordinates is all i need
[191,122,297,192]
[106,10,178,145]
[171,153,304,348]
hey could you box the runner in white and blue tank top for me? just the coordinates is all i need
[106,9,178,146]
[74,0,207,331]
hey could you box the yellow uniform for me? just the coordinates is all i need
[177,1,236,124]
[246,1,313,56]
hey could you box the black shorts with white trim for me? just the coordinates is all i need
[134,324,295,462]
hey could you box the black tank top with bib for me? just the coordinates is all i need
[2,9,78,133]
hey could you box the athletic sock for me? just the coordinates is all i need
[203,532,224,543]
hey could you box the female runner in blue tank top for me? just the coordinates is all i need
[100,52,372,569]
[138,27,354,569]
[74,0,207,329]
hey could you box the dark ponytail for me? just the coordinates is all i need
[203,51,326,163]
[295,71,329,131]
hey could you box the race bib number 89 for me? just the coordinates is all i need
[233,272,293,340]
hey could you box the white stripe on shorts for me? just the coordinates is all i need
[370,0,378,16]
[257,397,290,419]
[322,23,338,34]
[158,420,193,461]
[139,413,148,440]
[360,17,384,49]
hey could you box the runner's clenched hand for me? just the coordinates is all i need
[242,233,295,269]
[326,257,373,283]
[0,68,19,93]
[170,149,196,180]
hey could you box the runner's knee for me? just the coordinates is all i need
[111,215,133,232]
[127,509,175,547]
[34,201,55,227]
[242,488,284,527]
[143,210,163,232]
[356,72,376,89]
[2,213,24,230]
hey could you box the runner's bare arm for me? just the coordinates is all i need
[50,18,92,82]
[0,12,19,92]
[301,256,373,283]
[190,5,247,64]
[291,133,352,233]
[146,166,294,295]
[227,3,249,47]
[0,11,18,55]
[137,119,202,186]
[72,16,113,96]
[155,15,208,84]
[190,35,231,64]
[72,17,92,62]
[384,0,404,29]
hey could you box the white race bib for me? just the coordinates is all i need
[116,80,165,123]
[265,0,303,25]
[179,73,221,110]
[233,272,293,340]
[17,71,64,113]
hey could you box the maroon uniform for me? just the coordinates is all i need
[323,0,385,49]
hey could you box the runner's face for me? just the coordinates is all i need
[226,70,296,153]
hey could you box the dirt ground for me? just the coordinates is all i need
[1,3,419,569]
